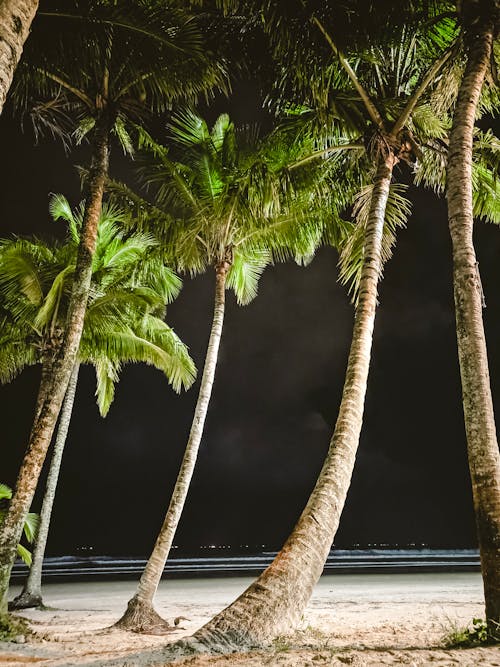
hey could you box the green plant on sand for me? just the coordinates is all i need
[444,617,500,648]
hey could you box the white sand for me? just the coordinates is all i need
[1,572,500,665]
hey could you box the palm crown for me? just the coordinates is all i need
[0,195,196,415]
[10,0,228,149]
[112,110,351,305]
[260,3,500,296]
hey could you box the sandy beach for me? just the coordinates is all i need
[1,572,499,665]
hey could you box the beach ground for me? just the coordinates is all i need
[1,572,499,666]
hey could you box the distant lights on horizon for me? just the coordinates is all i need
[198,544,268,549]
[73,541,431,552]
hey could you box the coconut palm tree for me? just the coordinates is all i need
[0,195,196,610]
[109,110,341,633]
[392,0,500,628]
[0,1,226,614]
[0,0,39,115]
[161,8,464,652]
[445,0,500,629]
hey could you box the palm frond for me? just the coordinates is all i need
[113,115,134,157]
[0,484,12,500]
[49,193,77,228]
[413,141,448,193]
[23,512,40,544]
[137,315,197,393]
[132,259,182,306]
[168,109,212,148]
[0,240,49,310]
[414,128,500,224]
[16,543,33,567]
[227,248,270,305]
[0,322,38,383]
[87,325,195,397]
[73,115,96,145]
[87,287,164,322]
[94,356,119,417]
[33,265,74,333]
[339,182,412,300]
[0,486,39,565]
[472,163,500,223]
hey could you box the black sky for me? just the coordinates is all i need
[1,51,499,556]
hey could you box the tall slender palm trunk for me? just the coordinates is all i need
[174,154,396,652]
[10,363,80,611]
[0,117,110,615]
[0,0,38,115]
[446,5,500,628]
[116,263,229,634]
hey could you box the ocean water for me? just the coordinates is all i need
[11,549,480,582]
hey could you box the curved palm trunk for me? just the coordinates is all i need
[0,117,110,615]
[116,263,228,634]
[175,154,396,652]
[446,7,500,628]
[0,0,39,115]
[10,363,80,610]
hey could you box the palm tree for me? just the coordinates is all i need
[0,195,196,611]
[0,0,39,115]
[0,1,226,614]
[394,0,500,628]
[111,110,337,633]
[166,7,463,652]
[445,0,500,629]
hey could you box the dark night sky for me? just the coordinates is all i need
[1,72,499,556]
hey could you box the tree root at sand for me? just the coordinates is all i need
[9,591,43,611]
[114,596,174,635]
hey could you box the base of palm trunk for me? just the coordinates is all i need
[114,595,173,635]
[8,591,43,611]
[184,625,259,653]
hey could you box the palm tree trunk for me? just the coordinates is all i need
[446,5,500,629]
[33,354,53,423]
[116,263,228,634]
[0,0,38,115]
[178,154,396,652]
[10,363,80,610]
[0,117,110,615]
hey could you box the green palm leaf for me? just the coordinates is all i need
[49,193,80,243]
[34,265,75,333]
[414,128,500,224]
[339,183,412,300]
[0,241,49,309]
[16,544,33,567]
[0,485,39,565]
[94,357,119,418]
[0,484,12,500]
[23,512,40,544]
[227,249,271,306]
[0,322,38,383]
